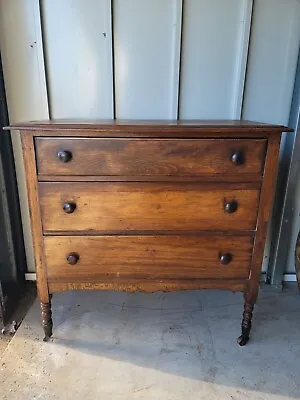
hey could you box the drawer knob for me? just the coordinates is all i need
[57,150,72,163]
[63,202,76,214]
[231,151,244,165]
[67,253,79,265]
[224,200,238,214]
[220,253,232,265]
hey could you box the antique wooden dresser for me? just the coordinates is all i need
[7,120,292,345]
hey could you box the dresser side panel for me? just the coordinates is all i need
[247,132,282,301]
[21,131,49,301]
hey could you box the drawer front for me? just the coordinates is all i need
[44,235,253,282]
[39,182,260,232]
[35,138,266,176]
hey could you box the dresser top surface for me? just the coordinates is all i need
[5,119,292,133]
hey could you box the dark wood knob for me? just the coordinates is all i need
[63,202,76,214]
[220,253,232,265]
[57,150,72,163]
[224,200,238,214]
[67,253,79,265]
[231,151,244,165]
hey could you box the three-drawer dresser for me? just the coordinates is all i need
[7,120,292,345]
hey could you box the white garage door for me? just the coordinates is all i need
[0,0,299,274]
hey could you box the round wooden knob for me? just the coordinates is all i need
[63,202,76,214]
[67,253,79,265]
[220,253,232,265]
[224,200,238,214]
[231,151,244,165]
[57,150,72,163]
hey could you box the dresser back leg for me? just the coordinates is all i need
[41,301,53,342]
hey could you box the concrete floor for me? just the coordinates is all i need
[0,287,299,400]
[0,283,36,357]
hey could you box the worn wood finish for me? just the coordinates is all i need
[239,133,282,346]
[6,119,293,132]
[237,302,253,346]
[20,130,283,138]
[39,182,260,232]
[8,120,291,345]
[43,230,256,237]
[36,138,267,176]
[38,174,264,183]
[247,134,282,292]
[20,132,49,304]
[48,280,246,294]
[44,235,253,282]
[41,301,53,341]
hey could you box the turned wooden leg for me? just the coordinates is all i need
[41,301,53,342]
[237,302,254,346]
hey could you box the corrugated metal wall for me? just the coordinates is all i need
[0,0,299,275]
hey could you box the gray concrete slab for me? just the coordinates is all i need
[0,288,300,400]
[0,283,36,358]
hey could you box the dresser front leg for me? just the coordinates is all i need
[41,301,53,342]
[237,301,254,346]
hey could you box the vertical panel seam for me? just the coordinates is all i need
[240,0,256,120]
[172,0,184,120]
[234,0,254,120]
[110,0,116,120]
[38,0,51,119]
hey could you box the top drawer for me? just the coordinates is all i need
[35,138,266,177]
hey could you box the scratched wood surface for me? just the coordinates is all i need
[44,235,253,282]
[35,137,267,176]
[39,182,260,232]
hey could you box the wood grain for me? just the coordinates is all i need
[21,132,50,303]
[48,279,246,294]
[44,235,253,282]
[38,174,263,183]
[24,130,280,138]
[245,133,282,303]
[5,119,293,132]
[11,120,291,344]
[35,138,267,176]
[43,230,256,237]
[39,182,261,232]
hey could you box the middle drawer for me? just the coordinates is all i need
[39,182,260,232]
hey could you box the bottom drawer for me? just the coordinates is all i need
[44,235,253,282]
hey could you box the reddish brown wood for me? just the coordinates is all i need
[43,229,256,237]
[240,133,282,345]
[48,279,246,294]
[38,174,264,183]
[35,138,267,176]
[21,133,50,304]
[10,120,292,345]
[17,130,281,138]
[39,182,260,232]
[44,235,253,282]
[5,119,293,132]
